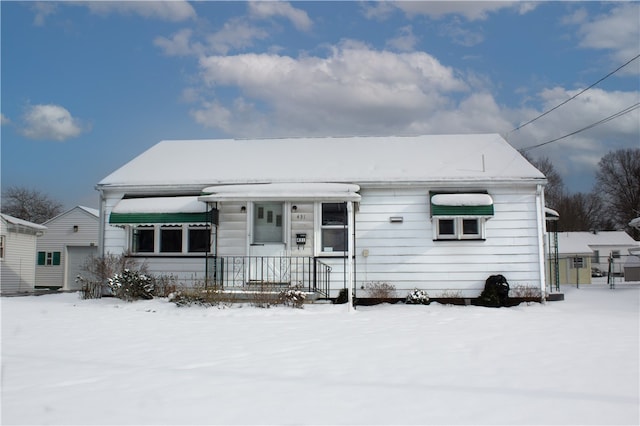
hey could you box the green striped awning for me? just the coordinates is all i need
[109,196,218,225]
[430,193,494,216]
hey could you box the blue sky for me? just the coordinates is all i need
[2,1,639,211]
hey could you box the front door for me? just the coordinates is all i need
[249,202,289,283]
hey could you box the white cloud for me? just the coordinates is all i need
[154,29,204,57]
[207,18,270,55]
[1,113,10,125]
[386,26,418,52]
[21,104,86,141]
[82,1,196,22]
[248,1,313,31]
[192,43,472,137]
[392,1,535,21]
[31,2,57,26]
[568,3,640,75]
[437,17,484,47]
[155,19,269,57]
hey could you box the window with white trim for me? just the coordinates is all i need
[132,224,210,254]
[434,217,485,240]
[320,202,347,254]
[37,251,61,266]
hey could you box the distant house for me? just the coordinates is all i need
[96,134,550,299]
[557,233,593,285]
[625,218,640,281]
[0,214,47,294]
[557,231,640,283]
[36,206,99,290]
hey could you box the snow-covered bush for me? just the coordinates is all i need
[405,288,430,305]
[77,252,145,299]
[279,286,306,309]
[108,269,154,301]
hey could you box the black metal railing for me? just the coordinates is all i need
[206,256,331,297]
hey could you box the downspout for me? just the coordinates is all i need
[535,184,547,303]
[97,189,106,257]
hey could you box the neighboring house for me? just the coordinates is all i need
[0,214,47,294]
[557,233,593,285]
[96,134,549,299]
[36,206,99,290]
[625,218,640,281]
[557,231,640,283]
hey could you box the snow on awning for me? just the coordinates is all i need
[430,193,494,216]
[545,207,560,220]
[199,183,361,202]
[109,196,216,225]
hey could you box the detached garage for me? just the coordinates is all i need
[36,206,99,290]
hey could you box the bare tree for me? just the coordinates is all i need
[555,192,613,232]
[595,148,640,234]
[521,153,565,207]
[1,186,63,224]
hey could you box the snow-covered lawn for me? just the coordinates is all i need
[2,284,638,425]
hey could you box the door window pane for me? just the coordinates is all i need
[254,203,283,243]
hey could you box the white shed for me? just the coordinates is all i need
[0,214,47,294]
[97,134,549,299]
[36,206,99,290]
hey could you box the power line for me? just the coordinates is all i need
[509,53,640,134]
[520,102,640,152]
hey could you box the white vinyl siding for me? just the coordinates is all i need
[336,186,542,298]
[0,223,39,293]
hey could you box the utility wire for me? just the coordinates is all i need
[509,53,640,134]
[520,102,640,152]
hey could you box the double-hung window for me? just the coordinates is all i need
[320,202,347,254]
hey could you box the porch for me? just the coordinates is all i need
[206,255,333,298]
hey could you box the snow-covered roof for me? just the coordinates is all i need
[98,134,546,189]
[557,231,640,255]
[0,213,48,232]
[78,206,99,217]
[43,206,100,225]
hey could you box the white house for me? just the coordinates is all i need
[96,134,549,299]
[36,206,99,290]
[0,213,47,294]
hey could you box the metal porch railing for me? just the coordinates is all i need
[206,256,331,297]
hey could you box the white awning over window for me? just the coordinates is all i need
[199,183,361,202]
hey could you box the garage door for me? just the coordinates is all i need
[66,246,98,290]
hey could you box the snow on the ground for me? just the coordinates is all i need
[2,284,638,425]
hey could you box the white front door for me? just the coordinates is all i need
[249,202,289,283]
